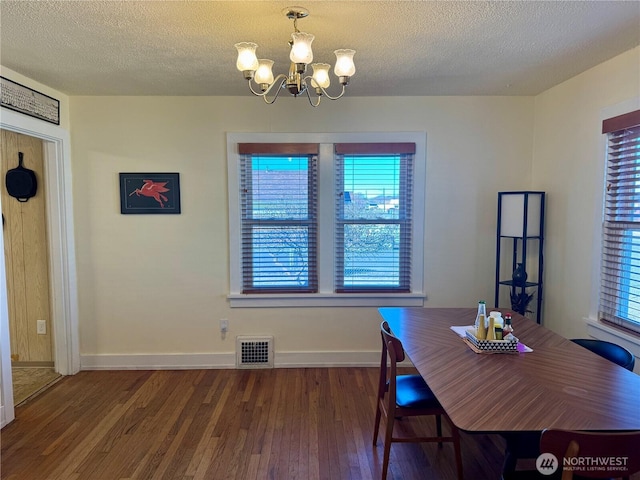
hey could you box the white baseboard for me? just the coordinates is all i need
[81,353,236,370]
[1,404,15,429]
[80,351,381,370]
[275,351,380,368]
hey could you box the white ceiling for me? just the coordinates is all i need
[0,1,639,97]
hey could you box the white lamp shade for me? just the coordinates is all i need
[235,42,259,71]
[334,49,356,77]
[254,59,275,84]
[500,192,543,237]
[290,32,314,64]
[311,63,331,88]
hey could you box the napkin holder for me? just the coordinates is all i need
[464,328,518,353]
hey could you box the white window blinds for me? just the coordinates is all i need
[239,143,318,293]
[334,143,415,293]
[600,110,640,334]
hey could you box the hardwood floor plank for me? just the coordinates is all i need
[287,370,304,480]
[183,371,234,478]
[255,369,283,479]
[192,437,219,480]
[5,367,633,480]
[306,369,321,480]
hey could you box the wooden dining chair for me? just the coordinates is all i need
[539,429,640,480]
[373,321,463,480]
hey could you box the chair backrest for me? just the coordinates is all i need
[379,321,407,411]
[381,321,406,364]
[540,429,640,479]
[570,338,635,372]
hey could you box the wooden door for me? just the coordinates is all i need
[0,130,52,364]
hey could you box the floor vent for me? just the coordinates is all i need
[236,336,274,369]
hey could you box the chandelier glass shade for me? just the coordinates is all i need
[234,7,356,107]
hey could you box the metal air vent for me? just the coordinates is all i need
[236,336,274,368]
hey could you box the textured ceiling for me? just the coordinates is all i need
[0,1,639,96]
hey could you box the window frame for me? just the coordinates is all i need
[334,144,416,293]
[237,144,319,294]
[227,132,426,307]
[599,109,640,335]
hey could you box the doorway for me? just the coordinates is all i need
[0,108,79,428]
[1,130,60,404]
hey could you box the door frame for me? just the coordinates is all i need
[1,108,79,428]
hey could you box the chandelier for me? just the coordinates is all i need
[234,6,356,107]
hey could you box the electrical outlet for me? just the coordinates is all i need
[37,319,46,335]
[220,319,229,332]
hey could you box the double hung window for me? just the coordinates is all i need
[238,143,318,293]
[600,110,640,334]
[228,133,425,307]
[334,143,414,293]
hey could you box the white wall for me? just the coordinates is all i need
[532,46,640,339]
[69,95,534,367]
[5,44,639,370]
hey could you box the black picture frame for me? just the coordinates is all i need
[0,76,60,125]
[119,173,181,214]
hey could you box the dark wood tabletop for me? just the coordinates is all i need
[378,307,640,433]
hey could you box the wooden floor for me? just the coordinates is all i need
[1,368,510,480]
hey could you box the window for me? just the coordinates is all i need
[335,143,415,293]
[227,133,425,307]
[600,110,640,335]
[238,143,318,293]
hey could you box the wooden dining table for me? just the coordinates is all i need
[378,307,640,433]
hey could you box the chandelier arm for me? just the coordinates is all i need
[262,76,288,104]
[262,74,289,97]
[247,80,264,97]
[301,76,347,101]
[319,84,347,101]
[246,74,287,97]
[304,83,322,108]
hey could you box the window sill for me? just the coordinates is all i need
[228,293,425,308]
[585,317,640,361]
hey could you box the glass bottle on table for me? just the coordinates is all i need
[490,311,503,340]
[503,313,514,338]
[475,301,487,339]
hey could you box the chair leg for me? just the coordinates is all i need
[373,402,382,446]
[451,424,464,480]
[381,409,395,480]
[436,414,443,447]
